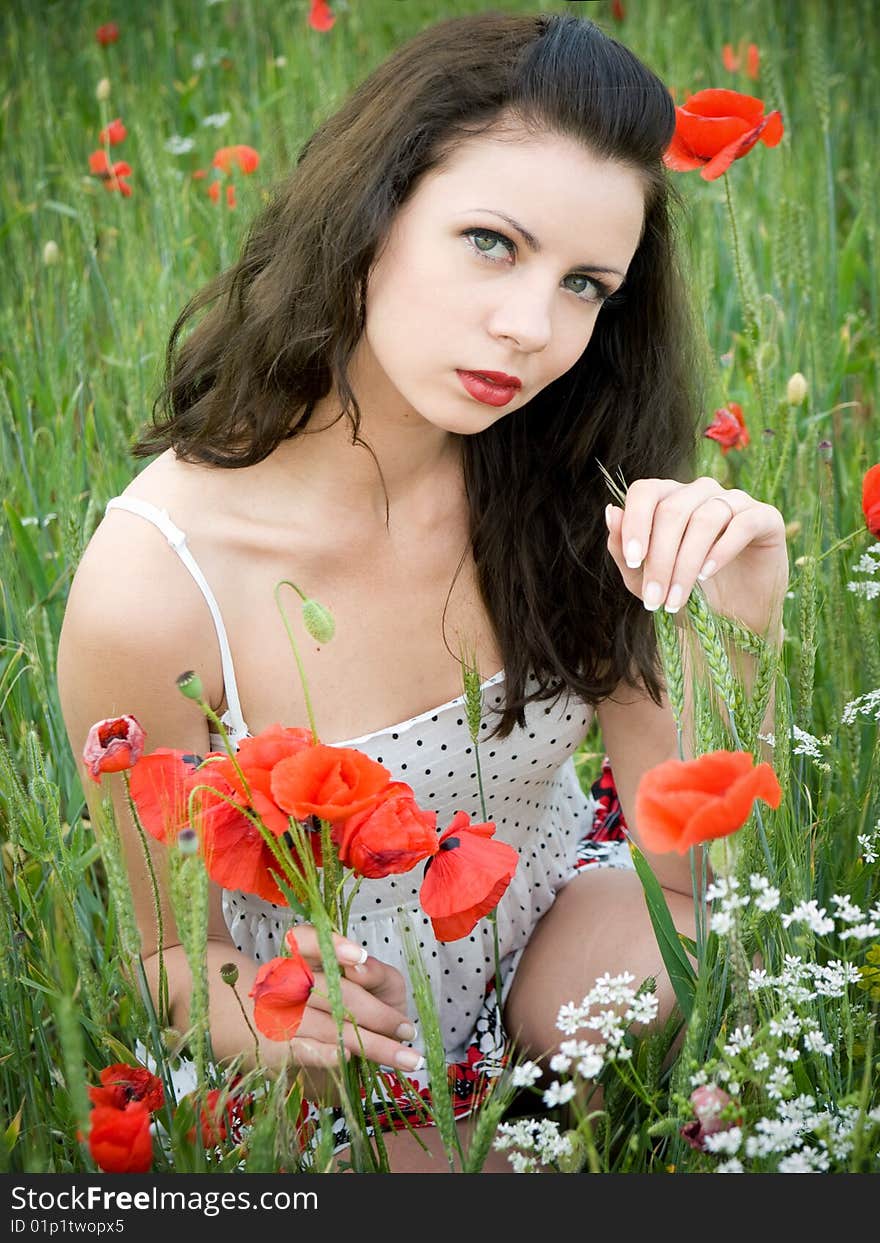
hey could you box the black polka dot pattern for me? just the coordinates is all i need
[213,668,634,1066]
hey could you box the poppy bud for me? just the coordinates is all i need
[177,827,199,855]
[220,962,239,987]
[817,440,832,463]
[43,241,60,266]
[302,598,335,643]
[96,77,111,101]
[786,372,808,405]
[176,670,203,701]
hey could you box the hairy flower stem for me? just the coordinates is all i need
[274,580,321,743]
[122,774,169,1026]
[462,649,505,1011]
[724,173,758,345]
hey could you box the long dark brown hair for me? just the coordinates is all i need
[132,11,703,741]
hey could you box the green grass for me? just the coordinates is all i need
[1,0,878,1173]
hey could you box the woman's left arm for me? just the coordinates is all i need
[597,476,790,895]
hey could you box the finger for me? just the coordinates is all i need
[289,1034,352,1069]
[285,923,369,969]
[307,972,416,1040]
[297,1009,425,1073]
[341,954,408,1011]
[617,477,684,572]
[645,493,739,613]
[633,480,737,611]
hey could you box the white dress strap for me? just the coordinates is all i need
[104,495,248,739]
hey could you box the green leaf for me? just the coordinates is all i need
[3,501,49,602]
[629,843,696,1021]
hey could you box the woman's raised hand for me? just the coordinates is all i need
[604,476,789,638]
[284,924,423,1076]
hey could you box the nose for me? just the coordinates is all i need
[485,279,553,354]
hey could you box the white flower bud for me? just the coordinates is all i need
[786,372,808,406]
[96,77,111,101]
[42,241,60,266]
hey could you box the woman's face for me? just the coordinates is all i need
[357,127,647,434]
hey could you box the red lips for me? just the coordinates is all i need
[465,369,522,388]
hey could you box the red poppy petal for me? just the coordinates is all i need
[759,109,784,147]
[663,128,707,171]
[681,762,781,851]
[682,89,766,121]
[721,44,739,73]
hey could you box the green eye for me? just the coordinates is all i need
[462,227,613,306]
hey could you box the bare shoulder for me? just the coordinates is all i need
[59,451,226,713]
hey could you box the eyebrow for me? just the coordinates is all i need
[460,208,626,278]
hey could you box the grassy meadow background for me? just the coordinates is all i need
[0,0,878,1172]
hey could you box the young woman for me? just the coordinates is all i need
[57,12,788,1172]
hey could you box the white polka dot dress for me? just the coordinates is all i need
[212,668,633,1066]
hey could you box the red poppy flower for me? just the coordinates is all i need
[308,0,335,32]
[722,41,760,81]
[270,744,394,825]
[663,88,783,181]
[128,745,233,845]
[680,1084,742,1151]
[634,749,782,855]
[611,0,626,20]
[129,747,314,903]
[185,1078,253,1147]
[249,938,315,1041]
[95,23,119,46]
[88,1101,153,1173]
[88,149,133,197]
[98,118,126,146]
[704,401,750,454]
[419,810,519,942]
[862,463,880,538]
[83,714,145,782]
[207,181,236,209]
[236,723,315,770]
[88,1064,164,1112]
[332,785,439,878]
[211,145,260,175]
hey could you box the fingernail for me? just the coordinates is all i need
[697,560,717,581]
[395,1050,424,1071]
[625,539,643,569]
[643,581,663,611]
[395,1021,416,1041]
[604,503,613,528]
[338,944,368,965]
[664,583,684,613]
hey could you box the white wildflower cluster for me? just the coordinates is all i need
[164,135,196,155]
[493,1117,574,1172]
[20,512,58,528]
[703,1126,743,1156]
[191,48,231,71]
[707,876,783,937]
[508,972,662,1109]
[202,111,231,128]
[757,725,832,770]
[706,876,751,935]
[776,889,880,943]
[842,687,880,725]
[830,892,880,941]
[857,819,880,864]
[780,899,835,935]
[723,1025,754,1057]
[509,1060,543,1089]
[750,873,782,912]
[846,542,880,601]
